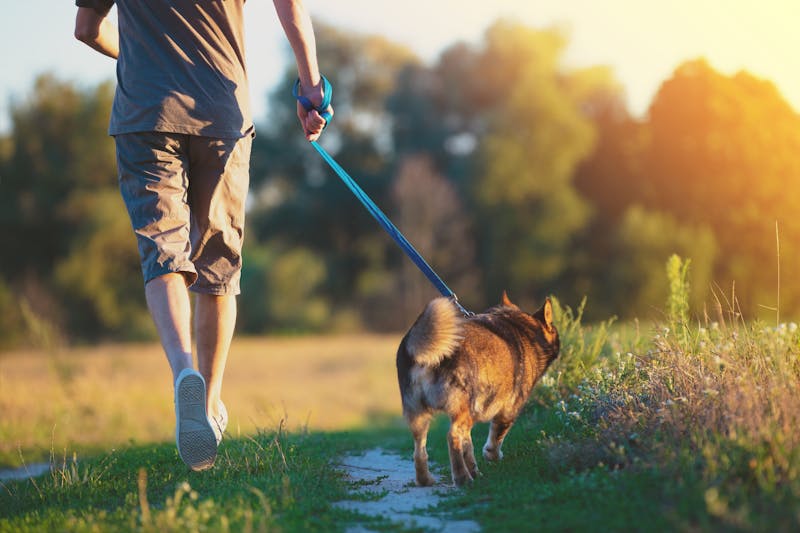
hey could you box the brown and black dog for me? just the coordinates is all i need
[396,292,560,486]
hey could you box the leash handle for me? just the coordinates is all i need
[292,75,333,126]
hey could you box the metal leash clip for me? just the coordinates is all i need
[451,295,476,318]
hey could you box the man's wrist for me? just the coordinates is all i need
[299,80,325,108]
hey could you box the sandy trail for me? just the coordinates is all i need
[333,448,480,532]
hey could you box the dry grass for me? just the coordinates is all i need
[541,313,800,525]
[620,321,800,474]
[0,334,403,466]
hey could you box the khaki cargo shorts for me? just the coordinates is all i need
[115,130,252,295]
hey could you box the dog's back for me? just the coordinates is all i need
[397,294,560,423]
[396,293,560,486]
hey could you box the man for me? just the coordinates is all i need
[74,0,332,471]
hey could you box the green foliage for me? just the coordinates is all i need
[0,430,353,532]
[53,189,152,340]
[466,22,597,300]
[0,74,146,343]
[237,244,274,334]
[611,206,714,319]
[239,243,331,333]
[545,296,617,391]
[644,59,800,317]
[389,155,479,318]
[3,21,800,344]
[666,254,691,330]
[267,247,330,331]
[0,277,26,349]
[0,75,116,280]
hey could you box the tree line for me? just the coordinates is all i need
[1,20,799,346]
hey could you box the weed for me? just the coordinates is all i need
[666,253,691,342]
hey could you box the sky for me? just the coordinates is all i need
[1,0,798,133]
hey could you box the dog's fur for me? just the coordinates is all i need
[396,292,560,486]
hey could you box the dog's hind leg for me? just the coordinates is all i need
[447,412,475,486]
[483,418,513,461]
[462,431,481,480]
[407,411,436,486]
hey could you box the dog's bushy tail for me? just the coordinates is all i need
[405,297,464,366]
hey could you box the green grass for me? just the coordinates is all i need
[3,275,800,530]
[1,422,415,532]
[5,401,796,532]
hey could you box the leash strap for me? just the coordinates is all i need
[310,141,453,297]
[294,78,473,316]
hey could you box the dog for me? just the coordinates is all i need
[396,292,560,486]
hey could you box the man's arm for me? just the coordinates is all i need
[74,6,119,59]
[273,0,332,141]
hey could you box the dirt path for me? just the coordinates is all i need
[0,462,50,482]
[333,448,480,532]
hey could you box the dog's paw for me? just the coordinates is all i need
[482,445,503,461]
[415,474,436,487]
[453,472,474,486]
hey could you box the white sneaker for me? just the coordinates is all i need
[210,401,228,445]
[174,368,217,471]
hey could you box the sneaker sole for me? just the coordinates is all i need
[175,372,217,471]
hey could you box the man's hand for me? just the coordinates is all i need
[273,0,331,141]
[296,80,333,142]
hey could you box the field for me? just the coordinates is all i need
[2,290,800,531]
[0,334,403,467]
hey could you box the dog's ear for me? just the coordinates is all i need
[535,298,554,329]
[543,298,554,328]
[501,290,514,307]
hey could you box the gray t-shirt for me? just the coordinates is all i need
[76,0,252,138]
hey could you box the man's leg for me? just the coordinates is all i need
[116,132,218,470]
[116,132,198,383]
[195,292,236,420]
[145,273,194,380]
[146,272,220,471]
[187,133,252,427]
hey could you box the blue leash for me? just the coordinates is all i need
[293,77,472,316]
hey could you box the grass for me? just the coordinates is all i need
[3,271,800,530]
[416,292,800,530]
[0,426,388,532]
[0,334,402,467]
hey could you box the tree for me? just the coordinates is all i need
[389,155,479,321]
[246,23,422,319]
[573,80,648,223]
[0,75,117,281]
[609,206,716,319]
[464,21,601,304]
[644,60,800,316]
[54,189,152,339]
[390,21,631,308]
[0,74,147,340]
